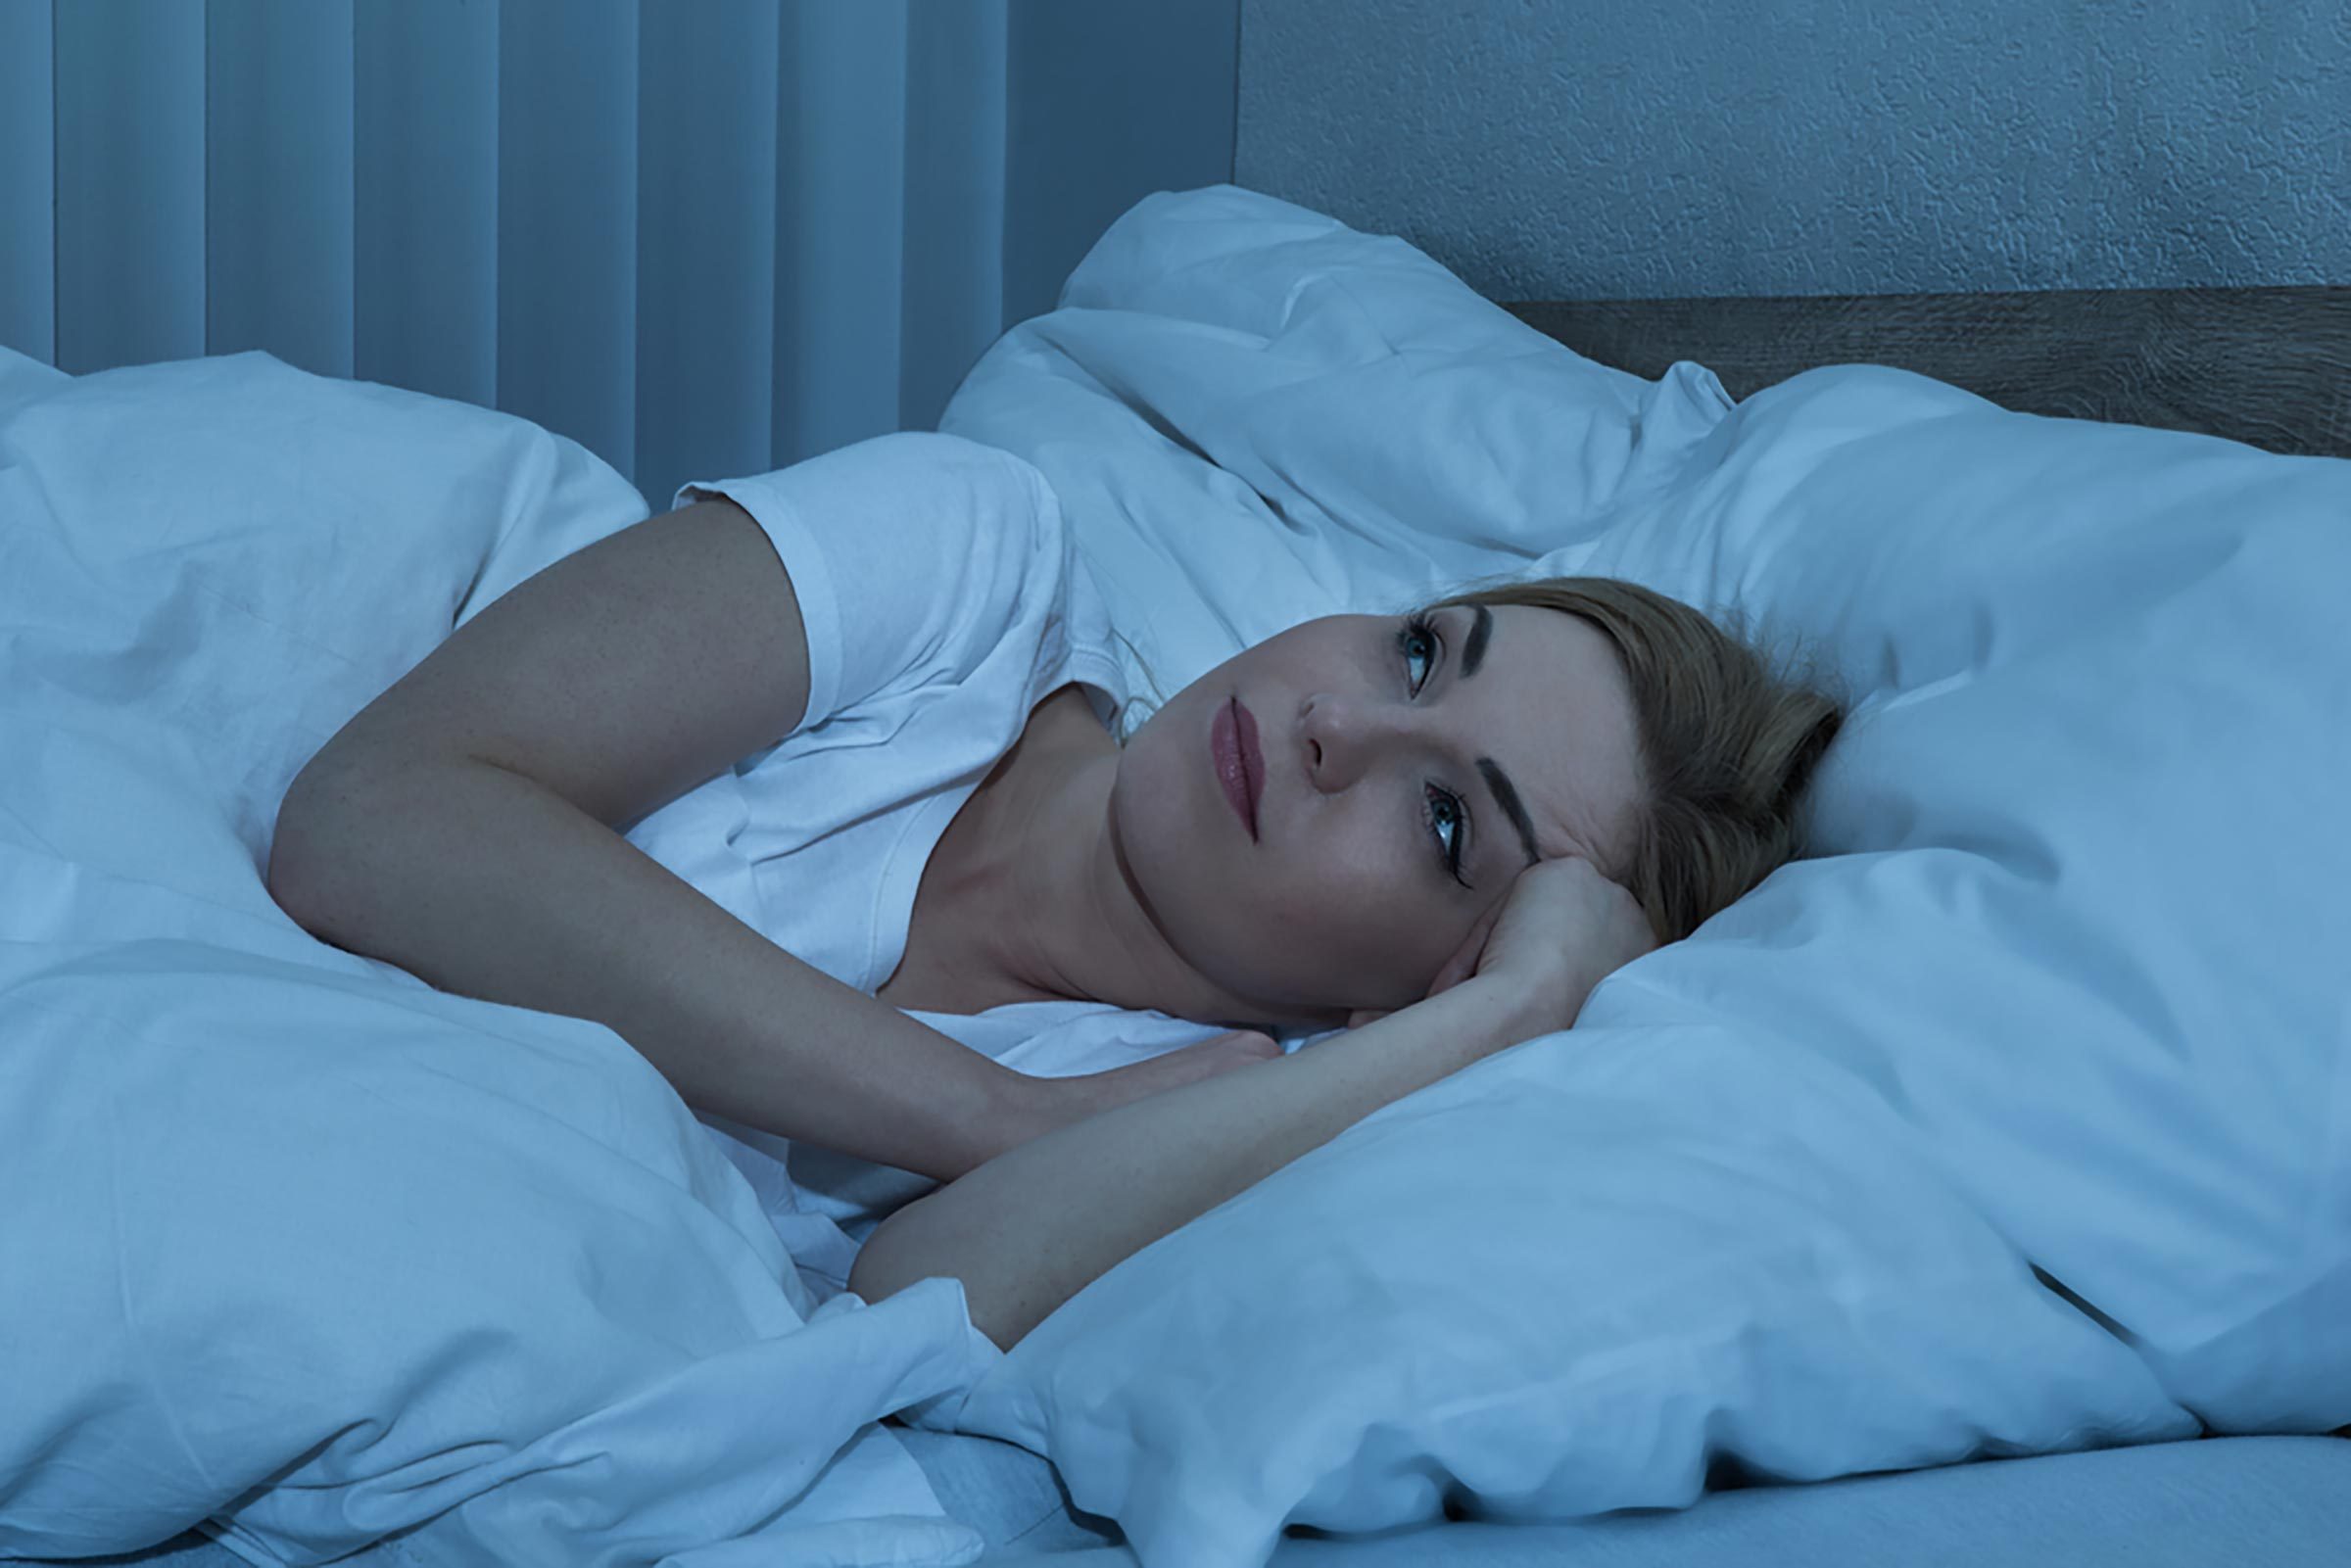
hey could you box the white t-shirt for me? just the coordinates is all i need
[623,432,1227,1303]
[631,431,1128,994]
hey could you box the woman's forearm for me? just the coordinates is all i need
[267,752,1033,1182]
[845,975,1559,1352]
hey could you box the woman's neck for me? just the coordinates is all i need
[965,740,1338,1034]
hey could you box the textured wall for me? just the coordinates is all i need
[1236,0,2350,299]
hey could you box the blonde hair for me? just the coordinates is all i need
[1419,576,1847,945]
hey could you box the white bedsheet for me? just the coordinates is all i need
[0,346,1001,1566]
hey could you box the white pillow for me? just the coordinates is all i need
[936,187,2351,1565]
[0,348,641,881]
[944,184,1735,745]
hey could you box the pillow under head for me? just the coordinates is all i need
[937,185,2351,1568]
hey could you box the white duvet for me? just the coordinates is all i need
[4,179,2346,1568]
[0,350,998,1566]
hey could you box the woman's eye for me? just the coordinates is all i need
[1399,619,1438,694]
[1427,787,1464,869]
[1397,615,1471,886]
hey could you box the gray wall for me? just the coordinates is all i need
[1237,0,2350,300]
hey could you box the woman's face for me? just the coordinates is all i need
[1107,603,1649,1024]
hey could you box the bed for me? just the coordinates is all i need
[4,187,2346,1567]
[1501,283,2351,459]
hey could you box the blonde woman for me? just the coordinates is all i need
[267,433,1842,1352]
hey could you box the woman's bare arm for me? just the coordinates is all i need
[265,499,1048,1181]
[848,857,1650,1350]
[845,974,1558,1350]
[272,749,1041,1182]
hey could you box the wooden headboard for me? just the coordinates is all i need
[1501,285,2351,460]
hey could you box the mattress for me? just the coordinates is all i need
[75,1432,2351,1567]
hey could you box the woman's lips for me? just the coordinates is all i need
[1213,699,1259,841]
[1233,697,1266,828]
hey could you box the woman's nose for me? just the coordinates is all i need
[1300,698,1333,789]
[1302,695,1411,792]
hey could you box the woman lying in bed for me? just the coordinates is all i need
[265,434,1841,1353]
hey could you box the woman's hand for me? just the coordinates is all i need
[1347,856,1658,1036]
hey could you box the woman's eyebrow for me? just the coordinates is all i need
[1477,760,1542,871]
[1450,605,1541,870]
[1461,602,1493,679]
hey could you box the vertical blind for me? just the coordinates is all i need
[0,0,1236,513]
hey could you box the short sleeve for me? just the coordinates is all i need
[674,432,1062,732]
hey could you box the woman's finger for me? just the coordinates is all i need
[1220,1028,1281,1062]
[1427,948,1470,1000]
